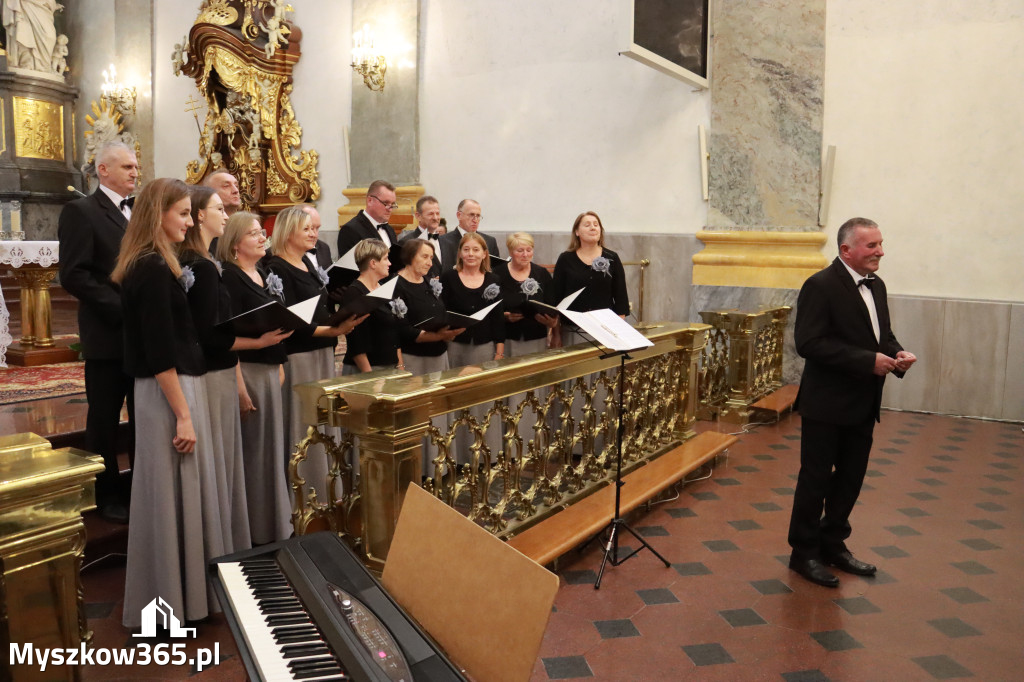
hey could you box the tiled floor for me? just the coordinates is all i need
[27,408,1024,680]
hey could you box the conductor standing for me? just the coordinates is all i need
[788,217,917,587]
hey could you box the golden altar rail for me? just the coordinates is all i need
[291,321,709,573]
[697,307,790,424]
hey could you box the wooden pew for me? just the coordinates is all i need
[507,431,738,566]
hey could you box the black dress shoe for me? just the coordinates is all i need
[99,502,130,524]
[825,551,876,576]
[789,557,840,588]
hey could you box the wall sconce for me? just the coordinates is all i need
[351,24,387,92]
[101,64,137,116]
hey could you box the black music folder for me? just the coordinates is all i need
[412,300,501,331]
[325,276,399,325]
[218,294,320,337]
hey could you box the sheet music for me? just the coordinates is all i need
[561,308,653,352]
[288,294,321,324]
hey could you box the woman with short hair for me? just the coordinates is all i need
[338,238,404,374]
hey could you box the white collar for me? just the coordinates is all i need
[99,184,129,208]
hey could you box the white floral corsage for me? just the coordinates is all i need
[389,298,408,319]
[315,265,329,287]
[178,265,195,292]
[266,272,284,299]
[429,278,443,298]
[482,283,501,301]
[591,256,611,276]
[520,277,540,297]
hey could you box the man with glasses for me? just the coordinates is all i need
[438,198,500,270]
[337,180,401,284]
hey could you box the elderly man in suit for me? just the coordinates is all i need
[438,198,500,270]
[336,180,401,285]
[788,217,917,587]
[204,168,242,216]
[398,195,443,278]
[57,140,139,523]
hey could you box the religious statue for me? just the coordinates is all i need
[1,0,68,76]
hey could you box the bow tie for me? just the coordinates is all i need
[119,198,132,210]
[857,276,875,289]
[427,232,439,240]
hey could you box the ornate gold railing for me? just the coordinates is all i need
[290,322,709,573]
[697,307,790,423]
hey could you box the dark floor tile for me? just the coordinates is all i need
[959,538,1001,551]
[885,524,922,537]
[84,602,114,620]
[979,486,1009,496]
[940,587,989,604]
[752,453,776,461]
[909,492,939,501]
[703,539,739,552]
[783,434,801,441]
[691,491,720,501]
[950,560,994,576]
[926,465,952,473]
[984,473,1013,482]
[873,457,895,465]
[860,482,876,491]
[593,618,639,639]
[870,545,909,559]
[918,478,946,487]
[666,507,697,518]
[735,465,759,473]
[750,579,793,595]
[681,642,734,666]
[864,469,885,477]
[636,525,669,537]
[993,451,1019,459]
[563,569,598,585]
[889,438,909,444]
[928,618,982,638]
[879,447,903,454]
[810,629,863,652]
[543,655,593,679]
[728,519,762,531]
[945,436,967,442]
[988,461,1016,470]
[833,597,882,615]
[911,654,973,679]
[974,501,1005,512]
[867,569,898,585]
[636,588,678,605]
[965,519,1003,531]
[769,444,791,451]
[933,454,957,462]
[772,487,795,496]
[938,445,963,451]
[673,562,711,576]
[751,501,782,512]
[715,477,741,487]
[897,507,930,518]
[719,608,766,627]
[782,669,832,682]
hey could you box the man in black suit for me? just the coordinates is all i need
[398,195,443,278]
[300,204,333,270]
[58,141,139,523]
[438,198,500,270]
[788,217,917,587]
[204,168,242,216]
[336,180,401,285]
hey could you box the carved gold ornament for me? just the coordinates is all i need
[12,97,63,161]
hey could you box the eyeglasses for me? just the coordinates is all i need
[369,195,398,211]
[247,228,267,239]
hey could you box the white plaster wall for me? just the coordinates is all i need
[151,0,352,216]
[418,0,710,237]
[822,1,1024,302]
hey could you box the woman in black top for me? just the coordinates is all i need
[497,231,558,358]
[112,177,225,629]
[339,238,405,373]
[267,205,366,501]
[551,210,630,348]
[218,211,295,545]
[440,232,506,465]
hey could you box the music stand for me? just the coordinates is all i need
[558,309,671,589]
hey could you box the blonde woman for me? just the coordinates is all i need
[267,205,365,499]
[113,178,225,628]
[218,212,294,545]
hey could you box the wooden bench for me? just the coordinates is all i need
[751,384,799,421]
[507,431,738,566]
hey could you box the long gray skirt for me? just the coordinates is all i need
[204,367,252,552]
[283,346,340,503]
[123,374,226,628]
[447,342,503,465]
[506,337,552,459]
[240,361,293,544]
[404,352,451,477]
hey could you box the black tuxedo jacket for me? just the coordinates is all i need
[336,210,401,283]
[58,188,131,360]
[438,229,500,271]
[794,257,903,425]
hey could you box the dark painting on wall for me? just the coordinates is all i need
[622,0,709,88]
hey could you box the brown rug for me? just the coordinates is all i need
[0,361,86,404]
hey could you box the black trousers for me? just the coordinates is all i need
[84,358,135,504]
[788,415,875,561]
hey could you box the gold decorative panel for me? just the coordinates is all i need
[12,97,64,161]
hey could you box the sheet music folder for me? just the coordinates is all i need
[412,299,501,331]
[217,294,319,337]
[326,276,398,325]
[561,307,653,352]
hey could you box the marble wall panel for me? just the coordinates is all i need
[1002,304,1024,422]
[881,296,945,414]
[936,300,1009,419]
